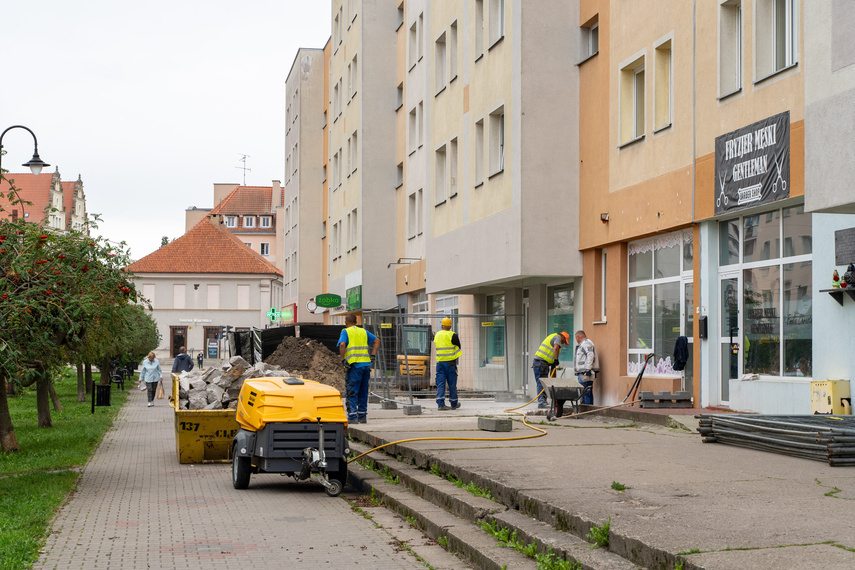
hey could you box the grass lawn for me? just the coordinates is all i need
[0,369,128,570]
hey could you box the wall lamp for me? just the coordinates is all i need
[387,257,421,269]
[600,213,609,223]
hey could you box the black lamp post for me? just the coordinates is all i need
[0,125,51,176]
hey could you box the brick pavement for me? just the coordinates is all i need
[34,384,438,569]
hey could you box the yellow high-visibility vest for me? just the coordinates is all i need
[535,333,560,364]
[344,326,371,364]
[434,330,461,362]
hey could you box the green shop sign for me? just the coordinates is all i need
[346,285,362,311]
[315,293,342,308]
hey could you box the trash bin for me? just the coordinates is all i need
[96,384,111,407]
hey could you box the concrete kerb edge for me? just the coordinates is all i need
[348,427,692,570]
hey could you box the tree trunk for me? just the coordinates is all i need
[0,376,20,452]
[77,362,85,402]
[48,376,63,412]
[36,369,53,428]
[85,363,93,395]
[100,357,111,386]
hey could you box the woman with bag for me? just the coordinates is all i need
[140,352,162,408]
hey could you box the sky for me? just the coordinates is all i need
[1,0,330,260]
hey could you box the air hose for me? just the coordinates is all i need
[347,391,550,464]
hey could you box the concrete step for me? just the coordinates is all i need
[347,440,644,570]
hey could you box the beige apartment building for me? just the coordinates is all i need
[325,0,399,319]
[283,47,326,324]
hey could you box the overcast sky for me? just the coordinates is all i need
[1,0,330,260]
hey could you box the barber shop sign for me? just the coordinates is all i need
[714,111,790,215]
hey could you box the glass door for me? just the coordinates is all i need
[681,279,694,395]
[719,273,740,404]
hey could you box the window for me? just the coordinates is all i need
[654,38,672,131]
[244,242,252,249]
[628,229,694,376]
[332,221,341,259]
[243,216,255,228]
[260,243,270,256]
[350,54,358,98]
[450,21,458,80]
[756,0,796,80]
[435,32,447,94]
[600,249,608,321]
[418,101,424,147]
[435,144,447,204]
[237,285,250,310]
[347,136,352,174]
[409,106,418,153]
[474,119,485,185]
[481,294,505,364]
[409,19,418,69]
[408,192,417,238]
[449,137,458,198]
[351,131,358,172]
[475,0,485,59]
[397,3,404,29]
[333,81,340,118]
[396,83,403,110]
[417,189,423,235]
[349,208,358,250]
[619,55,646,144]
[173,284,186,310]
[489,106,504,175]
[418,13,424,60]
[396,162,404,188]
[333,152,340,188]
[225,216,237,228]
[720,205,812,378]
[337,147,342,186]
[142,283,155,306]
[261,216,271,228]
[548,285,575,364]
[488,0,504,46]
[719,0,743,96]
[334,10,341,47]
[582,21,599,60]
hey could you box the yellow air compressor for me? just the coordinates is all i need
[231,376,350,496]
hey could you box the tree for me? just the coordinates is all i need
[0,174,139,451]
[161,236,169,247]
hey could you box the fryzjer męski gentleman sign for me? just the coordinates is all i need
[714,111,790,215]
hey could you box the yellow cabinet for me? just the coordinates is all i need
[810,380,851,415]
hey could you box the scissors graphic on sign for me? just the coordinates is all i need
[716,170,728,208]
[772,155,786,193]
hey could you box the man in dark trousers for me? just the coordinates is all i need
[172,346,194,374]
[434,317,462,410]
[338,314,380,424]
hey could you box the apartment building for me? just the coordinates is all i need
[804,2,855,395]
[283,47,326,323]
[424,0,583,394]
[326,0,399,318]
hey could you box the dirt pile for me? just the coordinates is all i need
[264,336,346,394]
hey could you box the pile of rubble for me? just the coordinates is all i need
[174,335,348,410]
[174,356,297,410]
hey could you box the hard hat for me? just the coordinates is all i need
[441,317,452,327]
[560,332,570,344]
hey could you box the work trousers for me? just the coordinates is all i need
[345,365,370,421]
[435,361,458,408]
[577,374,594,405]
[532,361,550,407]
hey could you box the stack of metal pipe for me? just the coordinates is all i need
[697,414,855,466]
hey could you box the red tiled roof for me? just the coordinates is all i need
[209,186,273,216]
[126,217,282,276]
[0,170,56,223]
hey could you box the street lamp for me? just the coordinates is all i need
[0,125,50,176]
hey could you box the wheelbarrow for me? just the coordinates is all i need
[542,367,591,421]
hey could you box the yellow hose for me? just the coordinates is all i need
[347,391,549,463]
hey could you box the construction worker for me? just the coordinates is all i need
[531,331,571,409]
[434,317,462,410]
[574,330,599,406]
[338,314,380,424]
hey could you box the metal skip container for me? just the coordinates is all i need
[172,374,240,464]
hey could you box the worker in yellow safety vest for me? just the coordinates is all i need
[531,332,570,409]
[434,317,462,410]
[338,313,380,424]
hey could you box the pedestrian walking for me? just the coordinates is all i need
[574,330,600,406]
[172,346,194,373]
[139,352,162,407]
[531,332,570,408]
[434,317,462,410]
[338,314,380,424]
